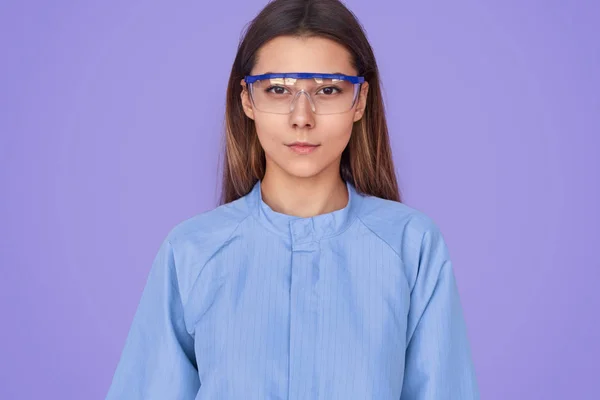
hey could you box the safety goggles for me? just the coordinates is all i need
[244,72,365,115]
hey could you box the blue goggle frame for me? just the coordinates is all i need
[244,72,365,84]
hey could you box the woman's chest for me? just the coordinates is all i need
[184,236,410,398]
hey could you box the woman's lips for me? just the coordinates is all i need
[287,143,320,154]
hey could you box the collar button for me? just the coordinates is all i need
[290,219,313,242]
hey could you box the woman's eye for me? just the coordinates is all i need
[266,86,289,95]
[318,86,341,95]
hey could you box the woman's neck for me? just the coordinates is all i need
[260,168,348,218]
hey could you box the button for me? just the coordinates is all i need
[290,218,314,244]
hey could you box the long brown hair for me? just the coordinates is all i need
[219,0,401,204]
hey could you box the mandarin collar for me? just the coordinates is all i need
[246,179,363,246]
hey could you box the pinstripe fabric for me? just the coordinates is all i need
[106,180,479,399]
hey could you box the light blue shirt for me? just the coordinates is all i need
[107,180,479,399]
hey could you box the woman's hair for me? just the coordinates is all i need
[219,0,401,204]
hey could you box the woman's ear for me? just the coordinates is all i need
[353,82,369,122]
[240,79,255,120]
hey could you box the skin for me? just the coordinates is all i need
[241,35,369,218]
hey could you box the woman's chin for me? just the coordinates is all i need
[265,153,336,180]
[281,162,326,180]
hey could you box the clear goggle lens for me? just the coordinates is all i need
[245,73,363,115]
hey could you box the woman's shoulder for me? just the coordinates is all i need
[358,194,440,234]
[164,195,252,248]
[356,195,452,285]
[356,194,446,254]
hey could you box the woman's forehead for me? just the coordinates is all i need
[252,36,356,76]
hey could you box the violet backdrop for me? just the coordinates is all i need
[1,1,598,398]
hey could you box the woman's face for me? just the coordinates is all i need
[241,36,369,180]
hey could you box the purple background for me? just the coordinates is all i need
[1,1,598,398]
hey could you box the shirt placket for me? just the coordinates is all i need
[288,218,320,400]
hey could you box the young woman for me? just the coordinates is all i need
[107,0,479,399]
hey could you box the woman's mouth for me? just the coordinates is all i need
[286,142,321,154]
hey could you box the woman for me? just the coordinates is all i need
[107,0,479,398]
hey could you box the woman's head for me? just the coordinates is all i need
[221,0,401,204]
[241,37,369,185]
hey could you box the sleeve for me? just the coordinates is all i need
[106,238,200,400]
[400,225,480,400]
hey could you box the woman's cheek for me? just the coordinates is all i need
[256,129,282,158]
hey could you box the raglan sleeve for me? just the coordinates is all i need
[106,238,199,400]
[400,222,479,399]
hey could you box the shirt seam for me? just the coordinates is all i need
[249,213,291,240]
[355,215,404,262]
[177,213,252,312]
[405,259,449,347]
[318,190,367,241]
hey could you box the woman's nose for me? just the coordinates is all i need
[289,91,316,128]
